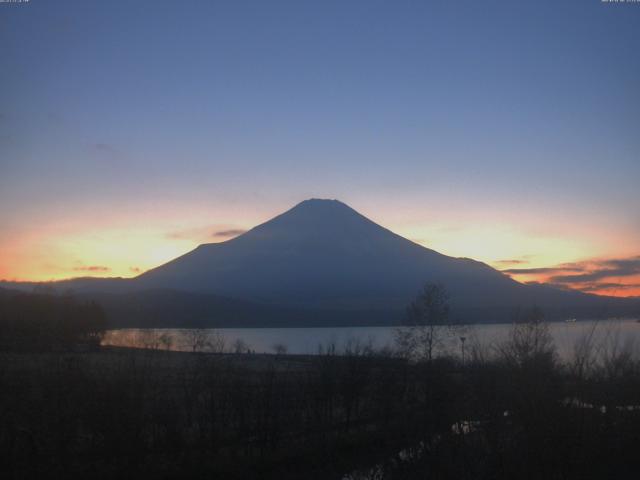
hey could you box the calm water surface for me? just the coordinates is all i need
[103,318,640,361]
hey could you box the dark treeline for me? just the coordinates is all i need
[1,332,640,479]
[0,289,106,351]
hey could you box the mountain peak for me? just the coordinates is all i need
[301,198,339,203]
[216,197,402,252]
[264,198,373,232]
[294,198,349,209]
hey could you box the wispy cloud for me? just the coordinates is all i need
[578,283,640,293]
[213,229,246,238]
[73,265,111,272]
[166,225,247,242]
[93,143,118,154]
[502,266,582,275]
[549,256,640,284]
[503,255,640,297]
[86,142,123,160]
[494,259,529,267]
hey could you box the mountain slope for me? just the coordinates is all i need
[134,199,630,319]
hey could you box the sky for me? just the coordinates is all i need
[1,0,639,296]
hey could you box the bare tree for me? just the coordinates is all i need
[232,338,249,354]
[395,282,452,361]
[599,326,636,380]
[570,322,600,379]
[159,332,174,351]
[208,331,226,354]
[498,306,556,368]
[272,343,288,355]
[138,329,162,350]
[184,329,210,353]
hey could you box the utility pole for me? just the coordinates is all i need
[460,336,466,365]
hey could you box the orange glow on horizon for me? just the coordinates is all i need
[0,220,249,282]
[1,208,638,298]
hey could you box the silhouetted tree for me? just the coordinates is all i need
[185,328,210,353]
[395,283,452,361]
[232,338,249,354]
[498,306,556,369]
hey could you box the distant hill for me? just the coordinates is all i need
[81,289,397,329]
[4,199,638,326]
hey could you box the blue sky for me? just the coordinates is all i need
[1,0,639,293]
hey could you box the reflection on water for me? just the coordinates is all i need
[102,318,640,362]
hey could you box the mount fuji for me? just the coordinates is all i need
[128,199,630,324]
[5,199,635,326]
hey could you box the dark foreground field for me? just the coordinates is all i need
[2,343,640,480]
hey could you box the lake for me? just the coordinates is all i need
[102,318,640,362]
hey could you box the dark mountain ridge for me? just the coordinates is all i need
[137,199,518,308]
[3,199,638,325]
[136,199,627,312]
